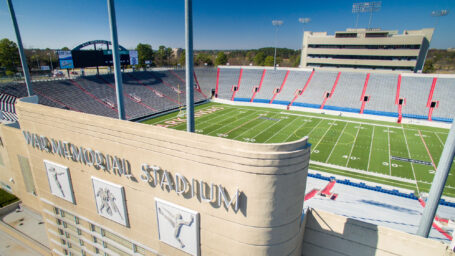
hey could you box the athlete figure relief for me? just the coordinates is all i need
[158,207,194,248]
[96,187,123,220]
[48,167,66,197]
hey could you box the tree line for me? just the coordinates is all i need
[1,37,302,77]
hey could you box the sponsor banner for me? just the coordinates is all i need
[391,156,432,166]
[129,50,138,66]
[40,66,50,71]
[57,51,74,69]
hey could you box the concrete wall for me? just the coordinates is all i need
[5,98,311,255]
[0,125,41,213]
[302,208,452,256]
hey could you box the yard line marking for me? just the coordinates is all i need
[175,107,239,130]
[265,116,303,143]
[312,121,336,153]
[346,124,361,167]
[402,129,420,194]
[326,122,348,163]
[225,116,261,135]
[283,118,313,142]
[434,132,445,146]
[367,125,375,172]
[387,127,392,176]
[232,113,281,140]
[251,115,288,140]
[418,130,437,170]
[307,119,323,137]
[279,111,450,133]
[151,104,218,124]
[206,111,258,135]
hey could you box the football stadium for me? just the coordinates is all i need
[0,0,455,256]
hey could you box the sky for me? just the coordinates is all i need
[0,0,454,50]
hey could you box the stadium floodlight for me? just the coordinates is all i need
[431,9,449,17]
[420,9,449,72]
[352,1,382,28]
[298,18,311,24]
[272,20,284,70]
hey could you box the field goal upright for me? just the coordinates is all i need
[177,83,186,118]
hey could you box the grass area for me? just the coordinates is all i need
[143,102,455,197]
[0,188,18,208]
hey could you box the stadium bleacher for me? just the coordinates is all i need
[1,67,454,123]
[324,71,367,112]
[252,69,288,103]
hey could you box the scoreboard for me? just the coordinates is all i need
[70,50,131,68]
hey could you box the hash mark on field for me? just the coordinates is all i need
[402,129,420,194]
[387,127,392,176]
[367,126,375,172]
[326,122,348,163]
[346,124,361,167]
[312,121,336,153]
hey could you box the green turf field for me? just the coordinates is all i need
[142,102,455,197]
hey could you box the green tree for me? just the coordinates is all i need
[0,38,20,73]
[61,47,70,51]
[165,47,173,65]
[264,56,275,66]
[215,52,228,66]
[155,45,167,66]
[136,43,153,67]
[253,52,266,66]
[178,49,186,66]
[195,53,213,66]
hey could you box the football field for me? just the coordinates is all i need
[143,102,455,197]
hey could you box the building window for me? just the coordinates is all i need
[74,216,79,225]
[81,250,86,256]
[77,228,82,236]
[65,232,70,238]
[63,249,68,255]
[90,224,95,232]
[61,239,66,245]
[53,207,59,215]
[93,236,97,243]
[62,221,67,228]
[102,241,107,248]
[17,155,36,195]
[60,210,65,218]
[100,228,105,237]
[95,247,100,254]
[79,239,84,246]
[67,242,72,248]
[56,219,62,225]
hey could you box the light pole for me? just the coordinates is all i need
[352,1,382,28]
[419,9,449,72]
[298,18,310,67]
[272,20,283,70]
[47,52,53,72]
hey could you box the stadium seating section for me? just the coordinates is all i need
[1,67,454,122]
